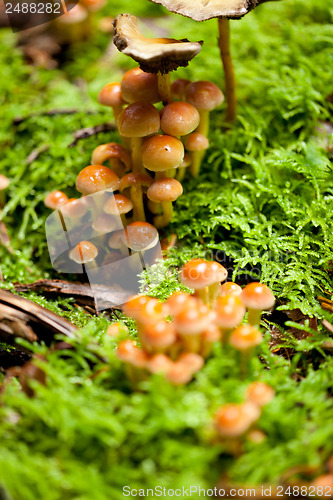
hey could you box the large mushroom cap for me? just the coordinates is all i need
[123,221,159,251]
[147,178,183,203]
[147,0,265,21]
[117,102,160,138]
[113,13,203,74]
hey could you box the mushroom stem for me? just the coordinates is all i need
[153,201,173,228]
[131,185,146,222]
[177,167,187,182]
[112,104,123,121]
[131,137,144,174]
[189,151,203,177]
[218,18,237,122]
[197,109,210,136]
[155,171,167,181]
[247,308,262,326]
[147,199,161,215]
[190,113,209,177]
[158,72,173,104]
[208,282,221,306]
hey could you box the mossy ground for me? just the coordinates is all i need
[0,0,333,498]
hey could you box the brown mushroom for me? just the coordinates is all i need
[121,67,160,104]
[142,134,185,179]
[113,13,202,104]
[91,143,132,178]
[183,131,210,177]
[123,221,159,253]
[104,193,133,226]
[241,282,275,326]
[160,101,200,137]
[171,78,191,101]
[44,190,69,210]
[69,240,98,272]
[98,83,126,120]
[147,178,183,228]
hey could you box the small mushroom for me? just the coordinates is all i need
[201,324,221,358]
[180,259,227,305]
[160,101,200,137]
[241,282,275,326]
[147,353,173,374]
[175,302,214,352]
[184,131,210,177]
[121,67,160,104]
[44,190,69,210]
[120,172,153,222]
[215,295,246,343]
[98,83,126,121]
[220,282,242,297]
[147,178,183,228]
[166,362,193,385]
[92,213,119,234]
[117,102,160,174]
[186,81,224,135]
[116,339,148,369]
[60,197,88,222]
[229,324,262,351]
[113,13,202,104]
[142,134,185,179]
[214,402,260,438]
[177,352,204,375]
[123,221,159,253]
[76,165,120,195]
[122,294,152,319]
[0,175,10,208]
[140,320,177,353]
[106,322,129,338]
[104,194,133,226]
[166,292,197,317]
[171,78,191,101]
[176,153,191,182]
[69,240,98,272]
[246,382,275,407]
[91,143,132,178]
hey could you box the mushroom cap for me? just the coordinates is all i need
[177,352,204,374]
[113,13,202,75]
[166,362,192,385]
[160,102,200,136]
[311,475,333,490]
[108,229,126,249]
[229,324,262,350]
[175,304,214,335]
[184,132,209,152]
[141,320,177,349]
[44,190,69,210]
[122,294,151,318]
[246,382,275,407]
[92,213,118,233]
[91,143,132,171]
[202,324,221,343]
[147,178,183,203]
[98,82,125,108]
[186,81,224,111]
[180,259,227,289]
[117,102,160,138]
[0,174,10,191]
[69,241,98,264]
[147,353,173,374]
[104,194,133,215]
[171,78,191,100]
[215,402,260,438]
[123,221,159,251]
[121,67,160,104]
[60,197,87,218]
[241,282,275,311]
[116,339,148,367]
[142,135,184,172]
[179,153,191,169]
[220,282,242,297]
[166,292,197,316]
[136,297,167,323]
[215,295,246,329]
[147,0,256,22]
[106,322,128,337]
[76,165,120,194]
[120,172,153,191]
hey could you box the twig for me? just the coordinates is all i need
[26,144,50,165]
[68,123,116,148]
[13,109,96,125]
[323,320,333,335]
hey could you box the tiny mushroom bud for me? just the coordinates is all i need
[113,14,202,104]
[241,282,275,326]
[91,143,132,177]
[0,175,10,208]
[215,295,246,343]
[116,339,148,368]
[98,82,125,120]
[104,193,133,226]
[220,282,242,297]
[123,221,159,252]
[44,190,69,210]
[121,67,160,104]
[180,259,227,305]
[186,81,224,134]
[107,322,128,338]
[120,172,153,222]
[171,78,191,101]
[184,132,209,177]
[246,382,275,407]
[147,178,183,228]
[117,102,160,174]
[160,102,200,137]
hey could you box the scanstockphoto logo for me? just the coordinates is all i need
[4,0,79,32]
[45,191,165,311]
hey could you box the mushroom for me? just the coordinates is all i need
[53,3,90,45]
[171,78,191,101]
[214,402,260,438]
[166,292,197,317]
[166,362,193,385]
[106,321,128,338]
[104,193,133,226]
[183,131,210,177]
[201,324,221,358]
[44,190,69,210]
[215,295,246,343]
[147,178,183,228]
[0,175,10,208]
[116,339,148,368]
[91,143,132,178]
[220,282,242,297]
[69,240,98,272]
[59,198,88,221]
[98,83,126,121]
[174,301,214,352]
[176,153,191,182]
[117,102,160,174]
[113,14,202,104]
[142,134,185,179]
[229,324,262,351]
[186,81,224,135]
[147,353,173,374]
[120,172,153,222]
[122,294,152,318]
[92,213,119,234]
[246,382,275,407]
[140,320,177,353]
[241,282,275,326]
[121,67,160,104]
[180,259,227,305]
[76,165,120,195]
[108,229,129,256]
[122,222,159,262]
[160,101,200,137]
[177,352,204,374]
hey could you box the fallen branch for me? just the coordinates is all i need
[26,144,50,165]
[68,123,116,148]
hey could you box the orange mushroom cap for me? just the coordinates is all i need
[98,82,125,108]
[142,135,184,172]
[60,198,87,219]
[215,402,260,437]
[117,102,160,138]
[166,362,193,385]
[246,382,275,407]
[44,190,69,210]
[122,294,151,318]
[0,175,10,191]
[147,353,173,374]
[220,282,242,297]
[171,78,191,100]
[166,292,197,316]
[186,81,224,111]
[160,102,200,137]
[202,324,221,343]
[241,282,275,311]
[106,322,128,337]
[123,221,159,251]
[76,165,120,195]
[141,320,177,349]
[69,241,98,264]
[180,259,227,290]
[215,295,246,329]
[177,352,204,374]
[229,324,262,350]
[311,475,333,490]
[92,213,118,233]
[121,67,160,104]
[104,194,133,215]
[184,132,209,152]
[91,143,131,172]
[175,303,215,335]
[119,172,153,191]
[147,178,183,203]
[116,339,148,367]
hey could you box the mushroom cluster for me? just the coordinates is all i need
[113,258,275,385]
